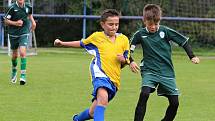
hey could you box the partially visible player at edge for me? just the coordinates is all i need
[54,9,130,121]
[4,0,36,85]
[129,4,200,121]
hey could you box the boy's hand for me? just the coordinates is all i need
[117,54,126,63]
[191,56,200,64]
[16,20,23,27]
[54,39,62,46]
[129,61,140,73]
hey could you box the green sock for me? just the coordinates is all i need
[11,59,17,73]
[21,58,27,78]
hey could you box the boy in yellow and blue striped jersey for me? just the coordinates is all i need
[54,9,130,121]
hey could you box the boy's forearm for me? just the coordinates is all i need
[129,56,134,63]
[29,16,36,31]
[29,15,36,27]
[4,19,16,26]
[61,41,81,48]
[182,42,195,59]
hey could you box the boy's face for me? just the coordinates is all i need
[144,20,160,33]
[101,16,119,37]
[17,0,25,5]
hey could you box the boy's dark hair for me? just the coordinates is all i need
[143,4,161,23]
[100,9,120,22]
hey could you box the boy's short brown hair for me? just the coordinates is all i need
[143,4,161,23]
[100,9,120,22]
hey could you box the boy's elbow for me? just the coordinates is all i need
[32,22,36,27]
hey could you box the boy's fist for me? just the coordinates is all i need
[54,39,62,46]
[16,20,23,27]
[191,57,200,64]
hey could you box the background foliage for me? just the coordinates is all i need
[16,0,215,47]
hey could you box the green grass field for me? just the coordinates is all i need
[0,48,215,121]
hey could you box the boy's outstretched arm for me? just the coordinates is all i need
[54,39,81,48]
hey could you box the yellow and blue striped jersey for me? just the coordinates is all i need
[80,32,130,89]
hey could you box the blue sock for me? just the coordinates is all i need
[94,105,106,121]
[74,109,92,121]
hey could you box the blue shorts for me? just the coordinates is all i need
[92,77,117,102]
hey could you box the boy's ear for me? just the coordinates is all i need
[143,20,146,25]
[142,18,147,24]
[100,21,104,27]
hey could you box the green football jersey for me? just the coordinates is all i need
[130,25,188,78]
[4,2,32,36]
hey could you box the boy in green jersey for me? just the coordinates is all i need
[4,0,36,85]
[129,4,200,121]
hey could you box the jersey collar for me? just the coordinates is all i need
[145,25,160,33]
[103,31,121,37]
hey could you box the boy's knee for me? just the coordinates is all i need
[96,88,109,106]
[140,91,150,98]
[12,51,18,59]
[141,86,152,96]
[97,98,108,106]
[19,52,26,58]
[138,86,151,103]
[12,54,18,59]
[170,101,179,108]
[169,98,179,109]
[138,91,150,104]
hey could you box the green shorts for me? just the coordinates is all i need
[9,34,29,50]
[141,72,180,96]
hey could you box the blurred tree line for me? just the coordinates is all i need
[33,0,215,47]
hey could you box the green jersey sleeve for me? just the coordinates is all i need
[26,3,33,14]
[130,30,142,52]
[166,26,189,46]
[4,5,14,20]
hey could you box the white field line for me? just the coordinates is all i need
[199,56,215,60]
[38,49,85,54]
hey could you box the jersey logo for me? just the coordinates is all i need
[159,31,165,38]
[14,9,18,12]
[141,36,147,38]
